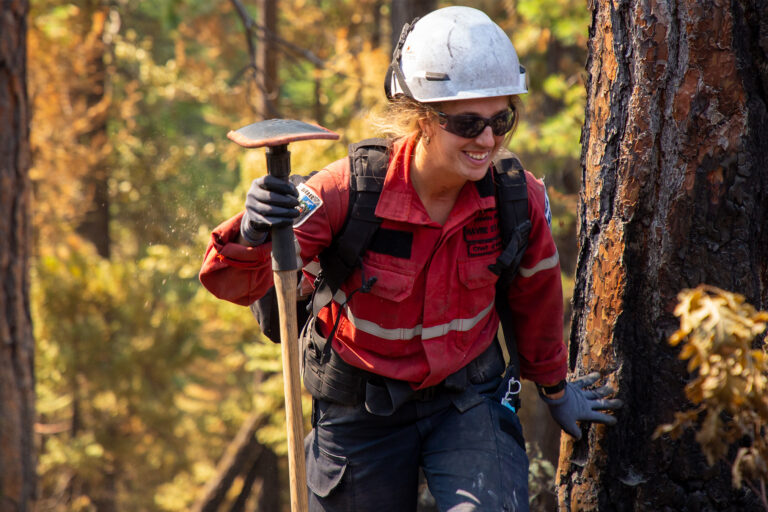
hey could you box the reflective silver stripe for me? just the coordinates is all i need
[519,249,559,278]
[303,260,321,277]
[332,290,495,341]
[421,301,494,340]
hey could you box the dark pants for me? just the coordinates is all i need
[305,381,529,511]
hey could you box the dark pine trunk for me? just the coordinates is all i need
[560,0,768,510]
[0,0,36,510]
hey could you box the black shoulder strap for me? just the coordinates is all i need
[313,138,390,315]
[490,150,531,409]
[489,150,531,284]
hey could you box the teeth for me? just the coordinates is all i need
[465,151,489,160]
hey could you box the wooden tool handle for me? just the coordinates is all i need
[273,269,308,511]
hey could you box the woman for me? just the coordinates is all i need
[200,6,621,511]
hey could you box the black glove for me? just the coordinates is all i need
[540,372,623,440]
[240,175,300,245]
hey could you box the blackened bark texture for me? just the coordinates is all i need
[0,1,36,510]
[389,0,436,54]
[560,0,768,510]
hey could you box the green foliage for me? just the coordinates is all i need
[655,285,768,507]
[33,236,283,510]
[516,0,590,45]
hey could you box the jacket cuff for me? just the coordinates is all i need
[211,213,272,268]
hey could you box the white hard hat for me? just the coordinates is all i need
[386,6,528,102]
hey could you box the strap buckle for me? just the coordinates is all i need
[501,376,522,413]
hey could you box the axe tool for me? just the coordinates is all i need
[228,119,339,511]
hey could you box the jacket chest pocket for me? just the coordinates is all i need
[359,255,419,303]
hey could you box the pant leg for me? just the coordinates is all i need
[305,398,422,512]
[421,396,529,512]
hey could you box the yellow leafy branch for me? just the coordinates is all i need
[655,285,768,505]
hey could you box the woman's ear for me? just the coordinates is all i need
[417,117,427,135]
[417,117,434,139]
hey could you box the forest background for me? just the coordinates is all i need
[29,0,589,510]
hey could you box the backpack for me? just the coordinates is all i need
[251,138,531,407]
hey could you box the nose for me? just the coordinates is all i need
[475,125,496,147]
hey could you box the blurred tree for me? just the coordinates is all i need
[28,1,275,509]
[0,0,36,509]
[73,0,112,259]
[560,0,768,509]
[390,0,435,52]
[230,0,280,118]
[256,0,279,118]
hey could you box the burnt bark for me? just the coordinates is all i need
[0,1,36,510]
[560,0,768,510]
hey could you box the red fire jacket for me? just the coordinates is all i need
[200,134,567,389]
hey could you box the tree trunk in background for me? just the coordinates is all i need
[389,0,435,54]
[253,447,280,512]
[191,412,269,512]
[370,0,383,49]
[0,1,36,510]
[560,0,768,510]
[75,2,111,259]
[257,0,279,119]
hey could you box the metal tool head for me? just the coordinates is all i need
[227,119,339,148]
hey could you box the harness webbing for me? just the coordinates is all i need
[253,139,532,410]
[315,139,390,313]
[488,150,531,409]
[310,140,530,403]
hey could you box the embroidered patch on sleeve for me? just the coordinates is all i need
[542,178,552,228]
[294,182,323,227]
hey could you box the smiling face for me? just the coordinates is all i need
[419,95,512,186]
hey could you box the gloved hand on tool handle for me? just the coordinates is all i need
[539,372,623,440]
[240,175,300,246]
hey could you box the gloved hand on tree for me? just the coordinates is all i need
[540,372,623,440]
[240,175,300,245]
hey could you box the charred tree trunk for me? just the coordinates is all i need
[389,0,436,53]
[0,1,36,510]
[560,0,768,510]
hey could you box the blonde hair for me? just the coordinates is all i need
[370,95,523,144]
[369,96,433,139]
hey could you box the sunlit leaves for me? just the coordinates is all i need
[655,285,768,491]
[516,0,590,45]
[32,235,275,510]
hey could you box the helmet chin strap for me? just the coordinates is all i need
[385,17,420,101]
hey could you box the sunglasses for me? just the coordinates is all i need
[432,107,517,139]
